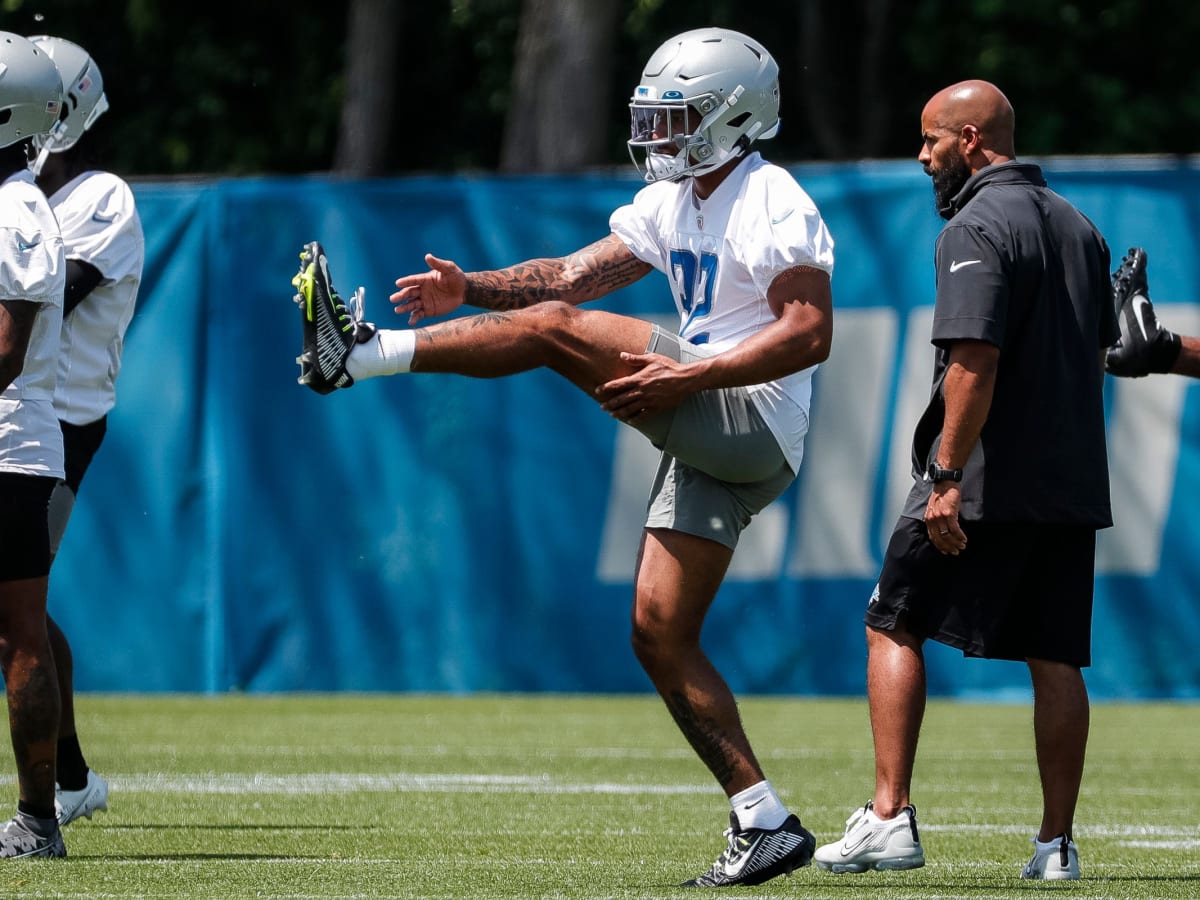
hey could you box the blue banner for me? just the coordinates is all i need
[52,158,1200,698]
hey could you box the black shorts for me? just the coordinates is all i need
[864,516,1096,667]
[0,473,56,581]
[60,416,107,494]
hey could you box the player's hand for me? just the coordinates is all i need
[925,483,966,555]
[391,254,466,325]
[595,351,690,423]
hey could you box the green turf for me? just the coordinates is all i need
[3,694,1197,898]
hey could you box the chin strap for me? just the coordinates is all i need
[27,119,71,178]
[28,141,53,178]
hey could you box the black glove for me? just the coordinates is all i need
[1105,247,1182,377]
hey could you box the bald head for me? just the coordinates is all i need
[922,80,1016,161]
[918,80,1017,217]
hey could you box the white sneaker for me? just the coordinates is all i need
[0,813,65,858]
[1020,834,1079,880]
[56,770,109,826]
[814,801,925,874]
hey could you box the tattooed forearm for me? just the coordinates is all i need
[464,235,651,311]
[665,690,737,788]
[465,260,569,311]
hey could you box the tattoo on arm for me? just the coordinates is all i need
[665,691,737,788]
[464,235,650,310]
[465,260,567,310]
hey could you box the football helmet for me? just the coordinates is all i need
[628,28,780,183]
[27,35,109,175]
[0,32,61,150]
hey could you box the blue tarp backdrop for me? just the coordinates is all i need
[51,158,1200,698]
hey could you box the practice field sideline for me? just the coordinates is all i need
[4,694,1197,898]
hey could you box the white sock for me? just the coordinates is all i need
[345,329,416,380]
[729,780,789,831]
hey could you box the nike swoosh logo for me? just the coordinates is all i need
[949,259,982,273]
[721,836,755,877]
[91,211,117,224]
[840,830,876,857]
[742,797,766,810]
[771,209,795,225]
[16,239,39,252]
[1132,295,1151,341]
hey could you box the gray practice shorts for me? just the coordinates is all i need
[633,327,795,550]
[865,516,1096,667]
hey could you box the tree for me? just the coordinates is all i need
[335,0,402,176]
[3,0,1198,174]
[797,0,895,159]
[500,0,621,172]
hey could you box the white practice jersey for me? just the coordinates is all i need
[609,152,835,472]
[0,172,66,477]
[39,169,143,425]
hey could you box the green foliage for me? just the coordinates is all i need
[1,0,1197,173]
[4,0,345,174]
[7,694,1200,898]
[903,0,1200,156]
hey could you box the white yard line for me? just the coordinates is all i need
[11,769,1200,850]
[44,772,719,795]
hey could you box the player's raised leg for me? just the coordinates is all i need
[290,241,655,400]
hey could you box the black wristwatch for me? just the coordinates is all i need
[927,461,963,483]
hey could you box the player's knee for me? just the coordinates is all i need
[630,620,658,667]
[630,602,700,670]
[630,600,665,665]
[526,300,580,337]
[0,626,40,673]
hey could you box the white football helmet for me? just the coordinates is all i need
[27,35,109,175]
[0,32,61,149]
[628,27,780,183]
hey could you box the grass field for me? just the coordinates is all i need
[3,694,1197,899]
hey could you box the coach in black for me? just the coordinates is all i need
[815,80,1117,881]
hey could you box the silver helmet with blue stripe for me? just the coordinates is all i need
[627,28,780,183]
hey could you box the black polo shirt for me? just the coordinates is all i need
[903,161,1118,526]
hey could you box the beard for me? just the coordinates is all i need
[927,153,971,219]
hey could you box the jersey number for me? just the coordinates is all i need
[670,249,717,345]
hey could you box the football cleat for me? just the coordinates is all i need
[56,770,109,826]
[814,801,925,874]
[291,241,376,394]
[1020,834,1079,880]
[682,811,815,887]
[1105,247,1181,377]
[0,813,66,859]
